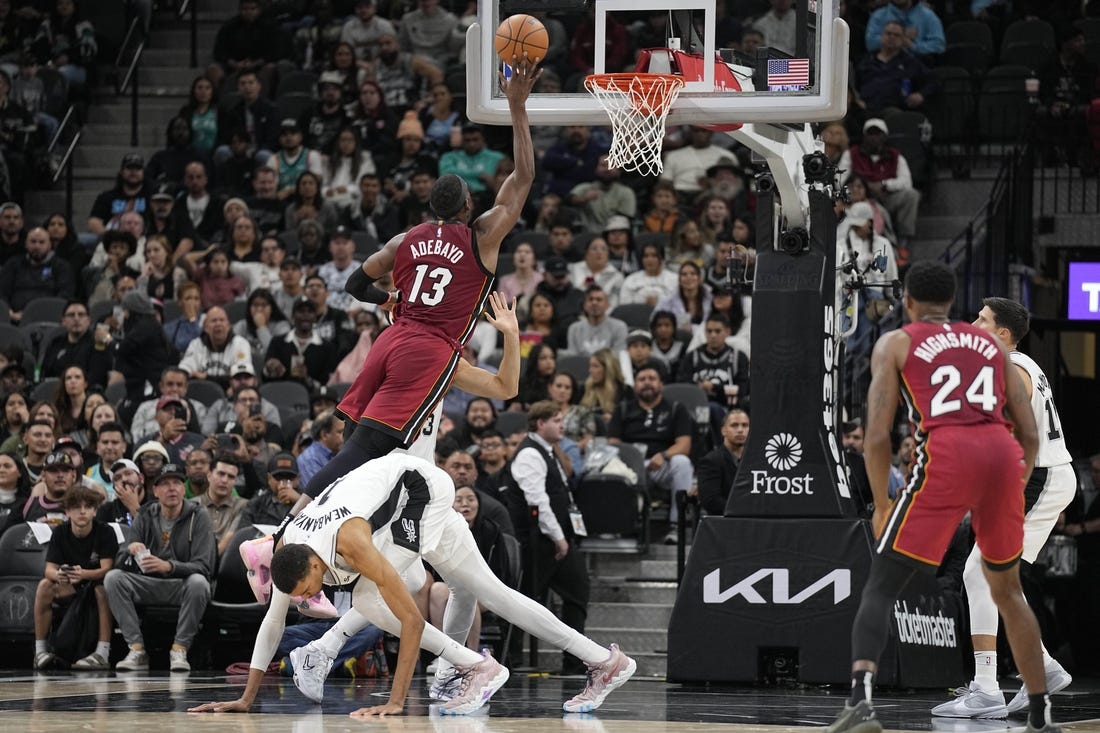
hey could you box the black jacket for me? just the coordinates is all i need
[0,251,75,311]
[697,444,739,516]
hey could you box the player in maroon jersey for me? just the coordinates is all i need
[291,57,541,505]
[825,262,1059,733]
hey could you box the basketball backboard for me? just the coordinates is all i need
[466,0,849,127]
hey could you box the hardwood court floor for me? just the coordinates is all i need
[1,672,1099,732]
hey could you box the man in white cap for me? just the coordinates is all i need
[97,458,149,526]
[305,71,350,152]
[201,360,281,434]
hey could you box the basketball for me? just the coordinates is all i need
[494,14,548,65]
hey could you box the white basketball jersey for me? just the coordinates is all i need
[282,453,453,585]
[1011,351,1072,468]
[396,403,443,463]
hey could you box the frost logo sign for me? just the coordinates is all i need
[751,433,814,494]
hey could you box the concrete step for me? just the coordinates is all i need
[141,47,200,68]
[588,602,672,628]
[24,190,99,225]
[912,237,954,263]
[90,99,188,125]
[920,179,995,217]
[912,214,973,240]
[638,559,677,580]
[590,581,678,604]
[148,27,218,52]
[74,145,160,170]
[136,65,206,89]
[515,649,667,677]
[82,122,170,147]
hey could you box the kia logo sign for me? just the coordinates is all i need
[1068,262,1100,320]
[703,568,851,605]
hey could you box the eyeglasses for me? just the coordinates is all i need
[304,283,326,290]
[63,312,88,319]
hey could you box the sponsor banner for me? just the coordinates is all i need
[668,517,965,686]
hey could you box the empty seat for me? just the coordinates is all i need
[19,297,67,325]
[276,70,319,97]
[555,353,591,383]
[259,381,311,426]
[611,303,655,329]
[494,410,528,438]
[186,378,227,407]
[977,65,1034,143]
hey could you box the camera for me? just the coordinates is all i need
[216,433,236,453]
[249,403,263,418]
[802,151,835,185]
[779,227,810,256]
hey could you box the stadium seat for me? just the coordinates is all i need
[276,93,314,125]
[19,297,67,325]
[661,382,713,460]
[477,532,522,663]
[30,378,59,404]
[574,473,649,554]
[187,379,226,407]
[555,353,590,384]
[611,303,655,329]
[494,410,528,438]
[259,381,311,426]
[105,381,126,407]
[977,65,1034,143]
[1000,18,1055,54]
[224,300,247,324]
[942,43,993,75]
[999,40,1054,73]
[0,299,9,323]
[276,70,319,97]
[0,323,32,352]
[945,20,995,58]
[0,523,50,576]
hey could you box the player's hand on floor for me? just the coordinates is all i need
[350,702,405,718]
[188,698,252,713]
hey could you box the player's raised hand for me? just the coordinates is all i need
[485,292,518,335]
[499,52,542,104]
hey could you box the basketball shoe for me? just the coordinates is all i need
[823,699,883,733]
[290,641,336,703]
[430,658,459,700]
[438,652,509,715]
[1006,664,1072,715]
[240,534,338,618]
[930,682,1008,719]
[562,644,637,713]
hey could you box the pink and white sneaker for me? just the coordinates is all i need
[438,652,509,715]
[240,534,337,618]
[562,644,637,713]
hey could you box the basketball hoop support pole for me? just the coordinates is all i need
[726,123,820,229]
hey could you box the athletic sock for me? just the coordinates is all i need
[35,640,47,655]
[849,670,873,707]
[96,641,110,659]
[973,651,999,691]
[1028,692,1051,729]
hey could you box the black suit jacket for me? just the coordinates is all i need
[697,444,739,516]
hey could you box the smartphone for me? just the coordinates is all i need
[216,433,236,452]
[172,403,188,421]
[249,403,263,418]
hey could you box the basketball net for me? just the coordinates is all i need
[584,73,685,177]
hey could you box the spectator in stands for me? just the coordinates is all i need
[398,0,460,68]
[604,216,639,276]
[377,112,433,201]
[240,451,299,527]
[318,226,361,311]
[2,362,30,404]
[322,127,376,213]
[105,461,216,672]
[213,131,258,198]
[439,123,504,196]
[344,172,399,242]
[547,219,583,262]
[518,291,563,354]
[1037,27,1100,170]
[662,128,736,201]
[608,361,692,542]
[50,365,88,435]
[418,84,463,155]
[342,0,394,62]
[542,126,603,199]
[567,286,628,357]
[705,281,751,357]
[221,214,260,264]
[83,422,126,496]
[217,71,279,164]
[504,400,590,672]
[302,274,353,355]
[697,408,749,516]
[474,428,509,491]
[148,182,197,252]
[864,0,945,62]
[162,281,202,356]
[623,329,662,386]
[0,226,74,321]
[194,455,243,556]
[838,117,920,258]
[0,449,29,525]
[452,397,497,451]
[581,347,629,426]
[568,5,627,79]
[132,441,168,491]
[30,0,96,91]
[19,419,58,493]
[41,300,96,380]
[87,154,150,236]
[33,482,115,671]
[269,120,324,201]
[548,370,598,449]
[842,174,895,242]
[0,200,24,262]
[96,458,146,526]
[569,237,625,306]
[182,247,246,310]
[512,341,556,412]
[140,236,188,304]
[347,79,399,161]
[535,256,586,330]
[296,410,343,486]
[568,156,636,232]
[13,53,58,146]
[244,166,282,234]
[370,32,441,116]
[151,396,204,465]
[146,117,209,192]
[183,446,210,499]
[439,442,514,535]
[209,0,288,94]
[620,242,679,307]
[750,0,796,55]
[178,305,252,388]
[201,360,279,434]
[396,168,435,229]
[264,299,337,388]
[285,171,341,236]
[642,181,683,235]
[233,288,289,357]
[677,312,750,415]
[0,392,28,448]
[44,212,88,282]
[179,162,222,244]
[497,241,542,304]
[855,21,937,115]
[836,200,899,303]
[304,73,349,156]
[72,400,115,454]
[274,257,304,316]
[180,76,219,158]
[327,40,371,105]
[656,261,711,333]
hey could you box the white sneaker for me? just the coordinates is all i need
[430,659,461,701]
[439,652,509,715]
[289,641,335,703]
[562,644,637,713]
[1005,664,1072,715]
[930,682,1007,718]
[116,648,149,672]
[169,648,190,672]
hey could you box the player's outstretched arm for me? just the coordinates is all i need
[474,56,541,267]
[1000,341,1038,484]
[346,233,403,305]
[864,330,907,538]
[452,292,520,400]
[338,518,424,718]
[188,589,291,713]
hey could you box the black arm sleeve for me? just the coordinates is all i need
[344,266,391,304]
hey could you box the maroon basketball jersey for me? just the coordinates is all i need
[392,220,495,344]
[900,321,1012,437]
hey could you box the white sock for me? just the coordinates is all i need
[974,651,998,691]
[35,640,47,655]
[96,641,111,659]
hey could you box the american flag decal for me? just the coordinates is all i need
[767,58,810,86]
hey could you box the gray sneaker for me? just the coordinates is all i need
[1006,665,1072,714]
[115,648,148,672]
[823,699,884,733]
[930,682,1008,718]
[439,652,509,715]
[289,642,334,703]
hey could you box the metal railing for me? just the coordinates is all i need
[115,17,146,147]
[178,0,198,69]
[48,106,83,224]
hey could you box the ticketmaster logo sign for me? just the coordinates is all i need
[1068,262,1100,320]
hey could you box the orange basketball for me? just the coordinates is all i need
[494,14,549,65]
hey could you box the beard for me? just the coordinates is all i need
[710,179,743,200]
